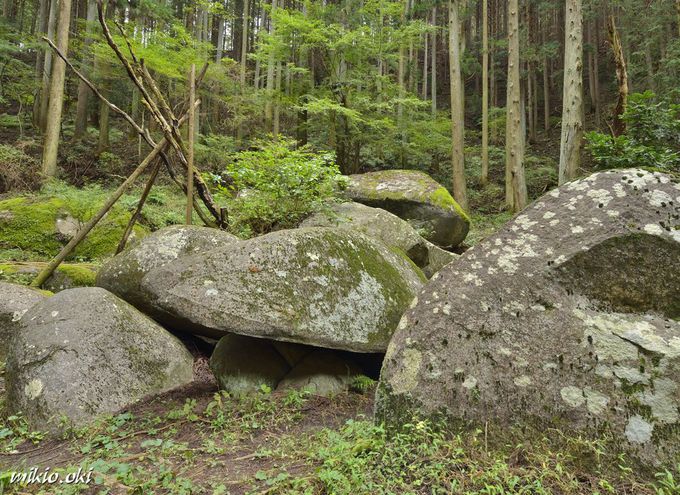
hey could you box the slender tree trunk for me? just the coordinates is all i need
[264,0,277,133]
[593,17,601,128]
[32,0,49,128]
[39,0,58,131]
[74,0,97,140]
[41,0,73,177]
[558,0,583,185]
[397,0,408,166]
[431,6,437,117]
[449,0,468,210]
[215,16,225,62]
[480,0,489,185]
[505,0,527,212]
[527,62,536,142]
[607,14,628,137]
[422,30,428,99]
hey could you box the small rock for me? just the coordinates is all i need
[277,350,361,396]
[210,334,291,395]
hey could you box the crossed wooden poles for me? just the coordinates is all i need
[31,1,225,288]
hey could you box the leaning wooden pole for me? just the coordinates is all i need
[186,64,196,225]
[30,139,169,288]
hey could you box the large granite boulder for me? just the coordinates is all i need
[376,169,680,466]
[142,227,425,352]
[5,287,194,431]
[0,282,47,362]
[96,225,239,316]
[346,170,470,247]
[301,202,457,278]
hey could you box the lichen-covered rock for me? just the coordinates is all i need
[277,350,362,396]
[300,202,457,278]
[0,262,96,292]
[5,287,194,431]
[210,334,291,395]
[376,169,680,466]
[96,225,239,316]
[142,227,425,352]
[346,170,470,247]
[0,282,47,362]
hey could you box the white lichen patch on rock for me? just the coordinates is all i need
[389,348,423,395]
[24,378,43,400]
[625,415,654,444]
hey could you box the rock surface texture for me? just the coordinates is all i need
[0,282,47,361]
[5,287,194,431]
[346,170,470,247]
[142,227,425,352]
[97,225,239,316]
[376,169,680,466]
[301,202,457,278]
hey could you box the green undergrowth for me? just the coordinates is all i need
[1,387,679,495]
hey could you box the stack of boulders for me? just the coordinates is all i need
[1,172,465,432]
[377,168,680,466]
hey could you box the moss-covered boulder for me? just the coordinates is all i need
[346,170,470,247]
[5,287,194,432]
[0,282,47,362]
[142,227,425,352]
[300,202,457,278]
[376,169,680,466]
[96,225,240,317]
[0,195,148,261]
[0,262,97,292]
[210,334,292,395]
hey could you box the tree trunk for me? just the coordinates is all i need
[448,0,468,210]
[422,30,428,99]
[480,0,489,185]
[32,0,49,128]
[431,6,437,117]
[39,0,58,131]
[41,0,72,177]
[264,0,277,133]
[74,0,97,140]
[607,14,628,137]
[558,0,583,185]
[505,0,527,212]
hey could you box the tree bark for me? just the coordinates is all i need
[480,0,489,185]
[431,6,437,117]
[74,0,97,140]
[264,0,278,132]
[448,0,468,210]
[558,0,583,185]
[32,0,49,128]
[38,0,58,131]
[505,0,527,212]
[607,14,628,137]
[41,0,72,177]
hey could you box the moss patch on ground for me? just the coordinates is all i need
[0,181,195,263]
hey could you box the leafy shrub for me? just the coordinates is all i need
[212,138,346,238]
[0,144,40,192]
[586,92,680,172]
[195,134,238,172]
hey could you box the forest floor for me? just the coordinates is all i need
[1,357,678,495]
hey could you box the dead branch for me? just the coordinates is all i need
[96,0,223,225]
